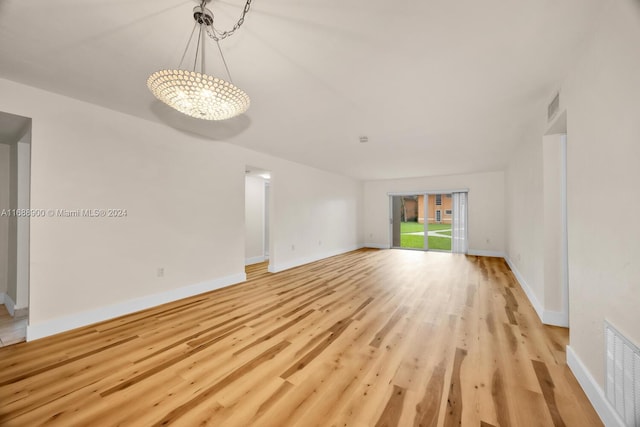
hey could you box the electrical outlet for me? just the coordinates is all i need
[318,240,322,246]
[157,267,164,278]
[369,233,373,238]
[291,244,295,251]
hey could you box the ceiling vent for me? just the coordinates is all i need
[359,136,369,143]
[548,92,560,122]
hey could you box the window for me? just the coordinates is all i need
[445,209,452,215]
[446,194,452,198]
[435,194,442,206]
[436,210,441,222]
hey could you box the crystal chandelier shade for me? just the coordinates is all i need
[147,1,252,121]
[147,70,250,120]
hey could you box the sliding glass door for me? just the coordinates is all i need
[391,195,425,250]
[427,193,452,251]
[390,191,467,253]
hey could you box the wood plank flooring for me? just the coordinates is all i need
[0,249,602,426]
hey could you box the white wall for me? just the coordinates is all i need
[363,171,505,256]
[0,77,363,339]
[264,160,363,272]
[505,130,570,326]
[244,176,266,264]
[505,133,544,309]
[542,135,564,315]
[562,0,640,406]
[506,2,640,424]
[0,143,9,299]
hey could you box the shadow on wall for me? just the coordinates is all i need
[149,101,251,141]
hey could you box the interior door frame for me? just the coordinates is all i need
[560,134,569,325]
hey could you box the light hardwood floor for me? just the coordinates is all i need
[0,249,601,426]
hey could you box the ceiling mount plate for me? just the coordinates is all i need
[193,5,214,26]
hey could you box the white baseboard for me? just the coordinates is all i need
[504,256,569,327]
[542,309,569,327]
[504,256,545,322]
[364,243,389,249]
[3,292,16,317]
[245,255,266,265]
[268,245,362,273]
[26,272,246,341]
[566,346,623,427]
[468,249,506,258]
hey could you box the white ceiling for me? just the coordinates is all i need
[0,0,604,180]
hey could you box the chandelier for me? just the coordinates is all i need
[147,0,252,121]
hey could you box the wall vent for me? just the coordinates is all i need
[548,92,560,121]
[605,321,640,426]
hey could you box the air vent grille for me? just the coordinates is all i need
[605,321,640,426]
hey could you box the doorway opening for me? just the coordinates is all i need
[0,110,31,346]
[544,108,569,327]
[244,166,271,275]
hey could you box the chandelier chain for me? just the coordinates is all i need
[201,0,253,41]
